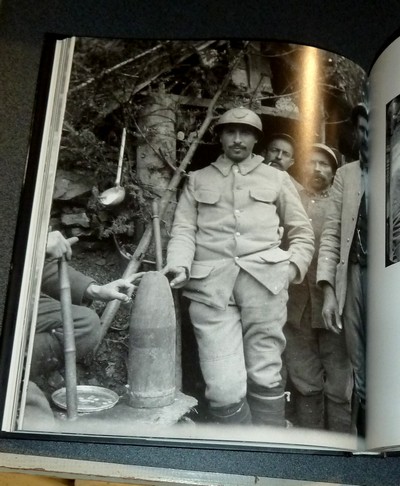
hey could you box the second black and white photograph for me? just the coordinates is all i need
[385,94,400,266]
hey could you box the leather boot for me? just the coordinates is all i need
[356,399,366,437]
[326,398,352,433]
[208,398,252,424]
[296,393,324,429]
[248,392,286,427]
[350,394,366,436]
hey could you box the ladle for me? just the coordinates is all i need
[99,127,127,206]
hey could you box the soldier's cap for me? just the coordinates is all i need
[266,133,296,154]
[311,143,338,168]
[351,102,368,125]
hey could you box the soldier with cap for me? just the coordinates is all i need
[164,107,314,426]
[264,133,296,172]
[285,143,353,432]
[317,102,369,435]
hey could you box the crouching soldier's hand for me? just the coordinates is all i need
[162,266,189,289]
[46,231,79,261]
[85,279,134,303]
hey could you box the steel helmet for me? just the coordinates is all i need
[216,107,263,135]
[312,143,338,169]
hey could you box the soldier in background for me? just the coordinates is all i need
[285,144,353,432]
[264,133,295,172]
[317,103,369,435]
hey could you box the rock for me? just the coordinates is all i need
[61,212,90,228]
[95,257,107,266]
[70,227,93,237]
[54,170,93,200]
[48,370,64,389]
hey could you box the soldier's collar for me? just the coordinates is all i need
[302,186,331,198]
[212,154,264,176]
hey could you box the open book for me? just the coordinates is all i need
[0,34,397,454]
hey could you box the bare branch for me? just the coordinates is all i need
[69,43,167,93]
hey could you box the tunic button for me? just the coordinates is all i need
[235,209,240,214]
[235,256,240,260]
[236,232,241,236]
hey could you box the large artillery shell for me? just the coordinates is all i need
[128,271,176,408]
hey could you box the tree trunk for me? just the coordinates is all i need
[135,91,182,389]
[136,91,177,260]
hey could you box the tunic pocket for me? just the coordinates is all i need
[260,260,290,294]
[249,188,278,203]
[193,189,220,204]
[189,261,214,279]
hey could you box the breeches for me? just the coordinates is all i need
[343,263,367,403]
[285,317,353,404]
[34,295,101,365]
[189,270,287,408]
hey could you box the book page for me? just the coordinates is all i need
[1,37,367,452]
[366,35,400,450]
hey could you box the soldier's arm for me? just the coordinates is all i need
[277,174,315,283]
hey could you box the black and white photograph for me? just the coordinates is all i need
[385,95,400,266]
[1,37,368,450]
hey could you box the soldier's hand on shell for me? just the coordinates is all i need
[162,265,188,289]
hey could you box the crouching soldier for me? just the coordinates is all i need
[30,230,133,379]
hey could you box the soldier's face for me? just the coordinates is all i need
[220,125,258,162]
[305,150,334,192]
[265,138,294,171]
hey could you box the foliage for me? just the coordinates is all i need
[56,39,367,245]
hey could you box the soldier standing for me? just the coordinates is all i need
[165,107,314,426]
[317,103,369,435]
